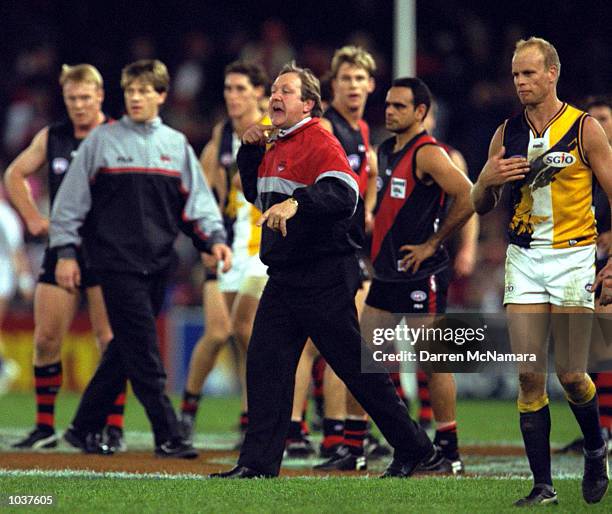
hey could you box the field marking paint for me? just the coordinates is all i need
[0,468,583,481]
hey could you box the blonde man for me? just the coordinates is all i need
[472,37,611,506]
[4,64,119,450]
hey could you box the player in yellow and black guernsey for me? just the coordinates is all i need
[471,37,612,507]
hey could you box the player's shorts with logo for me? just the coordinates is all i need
[217,253,268,299]
[38,246,100,289]
[503,243,595,309]
[365,268,450,314]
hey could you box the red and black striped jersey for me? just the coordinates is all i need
[372,132,449,282]
[323,107,371,249]
[323,106,370,197]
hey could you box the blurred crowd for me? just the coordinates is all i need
[0,1,609,314]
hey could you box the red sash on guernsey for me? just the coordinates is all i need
[371,134,436,263]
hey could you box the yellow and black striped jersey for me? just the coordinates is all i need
[503,103,595,249]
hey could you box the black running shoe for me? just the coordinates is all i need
[284,437,316,458]
[380,448,435,479]
[155,438,198,459]
[104,426,127,453]
[513,485,558,507]
[314,446,367,471]
[12,427,58,449]
[64,427,114,455]
[582,445,609,504]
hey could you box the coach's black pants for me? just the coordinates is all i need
[72,270,179,446]
[238,255,432,476]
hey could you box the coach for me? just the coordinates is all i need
[211,63,435,479]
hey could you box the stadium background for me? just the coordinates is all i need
[0,0,610,397]
[0,2,611,511]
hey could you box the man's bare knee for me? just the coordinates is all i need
[518,372,546,399]
[558,372,592,402]
[34,331,62,362]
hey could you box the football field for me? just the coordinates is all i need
[0,393,609,513]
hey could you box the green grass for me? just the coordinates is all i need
[0,392,584,445]
[0,393,606,513]
[0,476,608,514]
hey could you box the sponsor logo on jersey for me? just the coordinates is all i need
[160,154,171,162]
[390,177,406,199]
[543,152,575,168]
[585,283,593,293]
[505,284,515,293]
[117,156,133,163]
[277,161,287,173]
[410,290,427,302]
[347,153,361,171]
[51,157,69,175]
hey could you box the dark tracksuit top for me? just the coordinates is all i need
[50,115,226,271]
[234,117,433,476]
[47,115,225,446]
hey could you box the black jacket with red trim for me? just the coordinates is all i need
[49,116,225,274]
[237,117,360,271]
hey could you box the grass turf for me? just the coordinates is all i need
[0,392,585,444]
[0,476,609,514]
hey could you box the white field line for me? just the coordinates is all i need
[0,468,582,480]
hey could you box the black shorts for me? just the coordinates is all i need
[365,268,450,314]
[38,247,100,289]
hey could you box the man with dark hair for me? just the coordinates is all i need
[50,59,231,457]
[178,60,270,447]
[471,37,611,506]
[321,77,474,474]
[210,63,435,479]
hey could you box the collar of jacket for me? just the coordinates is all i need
[121,115,162,133]
[275,117,319,140]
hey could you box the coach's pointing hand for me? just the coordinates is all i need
[242,123,276,146]
[257,198,298,237]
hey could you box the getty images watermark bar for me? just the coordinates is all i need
[359,313,612,374]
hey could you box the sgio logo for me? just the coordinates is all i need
[543,152,575,168]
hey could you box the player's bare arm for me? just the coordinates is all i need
[4,127,50,236]
[364,147,378,233]
[200,122,227,207]
[449,148,479,277]
[470,124,530,214]
[584,116,612,305]
[400,145,473,273]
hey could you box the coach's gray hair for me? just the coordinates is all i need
[278,62,323,117]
